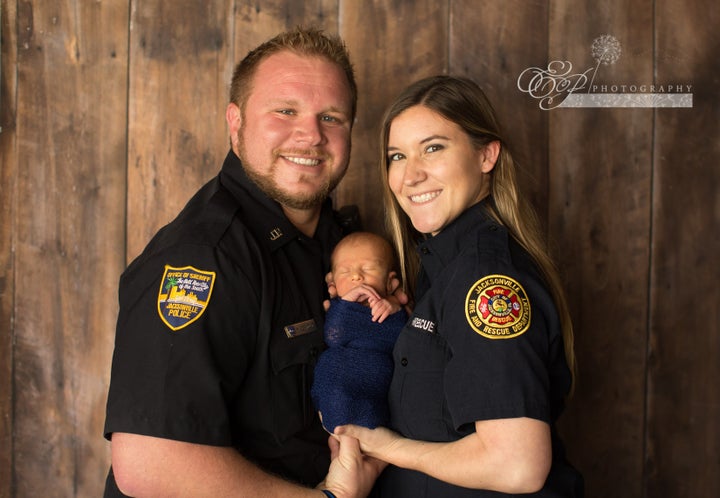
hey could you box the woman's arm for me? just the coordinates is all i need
[336,416,551,494]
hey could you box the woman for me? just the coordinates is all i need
[336,76,583,497]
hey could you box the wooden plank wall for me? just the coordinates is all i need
[1,1,717,496]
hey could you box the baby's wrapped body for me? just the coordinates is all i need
[311,298,407,433]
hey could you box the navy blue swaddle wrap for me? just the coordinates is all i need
[311,298,407,433]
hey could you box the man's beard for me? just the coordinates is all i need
[236,128,342,210]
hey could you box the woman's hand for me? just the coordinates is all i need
[334,425,404,461]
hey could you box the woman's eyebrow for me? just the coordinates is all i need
[387,135,450,151]
[420,134,450,144]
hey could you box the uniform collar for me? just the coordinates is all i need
[417,198,499,280]
[218,150,339,251]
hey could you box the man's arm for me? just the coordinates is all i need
[112,432,381,498]
[112,433,323,497]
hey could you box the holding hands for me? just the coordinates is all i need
[319,434,387,498]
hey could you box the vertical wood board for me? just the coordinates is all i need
[126,0,235,261]
[449,0,550,225]
[12,1,129,496]
[547,2,654,496]
[338,0,448,234]
[0,1,18,496]
[647,1,720,496]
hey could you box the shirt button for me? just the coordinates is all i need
[421,247,430,254]
[400,358,408,366]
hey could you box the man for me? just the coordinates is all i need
[104,28,381,497]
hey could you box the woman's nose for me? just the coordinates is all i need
[403,157,426,185]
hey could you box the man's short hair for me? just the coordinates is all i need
[229,26,357,122]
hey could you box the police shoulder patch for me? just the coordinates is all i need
[464,274,531,339]
[157,265,216,331]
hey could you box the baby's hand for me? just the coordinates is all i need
[367,296,401,323]
[340,284,382,304]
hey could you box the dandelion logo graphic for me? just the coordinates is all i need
[591,35,622,65]
[589,35,621,91]
[517,33,692,109]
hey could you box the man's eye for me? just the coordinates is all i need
[321,114,340,123]
[277,109,295,115]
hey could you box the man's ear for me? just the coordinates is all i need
[226,103,242,147]
[479,140,501,174]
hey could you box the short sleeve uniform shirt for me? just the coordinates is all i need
[104,151,342,494]
[373,200,583,497]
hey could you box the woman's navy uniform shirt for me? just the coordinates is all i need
[374,200,583,497]
[103,151,343,494]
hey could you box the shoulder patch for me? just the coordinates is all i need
[157,265,216,331]
[464,274,531,339]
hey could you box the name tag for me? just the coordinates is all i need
[410,316,436,334]
[284,319,318,338]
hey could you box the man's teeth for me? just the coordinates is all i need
[410,191,440,203]
[285,156,321,166]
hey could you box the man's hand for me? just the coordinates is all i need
[320,434,386,498]
[324,272,337,311]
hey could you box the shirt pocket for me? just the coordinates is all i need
[390,327,452,441]
[269,328,326,440]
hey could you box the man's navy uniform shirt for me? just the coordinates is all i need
[373,199,584,497]
[104,151,343,495]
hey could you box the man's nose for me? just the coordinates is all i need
[294,116,324,145]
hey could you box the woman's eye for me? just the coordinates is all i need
[388,152,405,162]
[426,143,444,153]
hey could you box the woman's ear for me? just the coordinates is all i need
[479,140,501,173]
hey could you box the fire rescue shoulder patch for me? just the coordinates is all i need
[157,265,216,331]
[464,274,531,339]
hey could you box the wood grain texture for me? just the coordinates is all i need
[337,0,448,234]
[0,2,18,496]
[449,0,550,224]
[1,2,719,497]
[126,0,235,262]
[11,1,129,495]
[647,1,720,496]
[547,2,654,496]
[232,0,339,54]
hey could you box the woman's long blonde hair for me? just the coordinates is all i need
[379,75,576,391]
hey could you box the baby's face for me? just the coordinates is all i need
[331,239,392,298]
